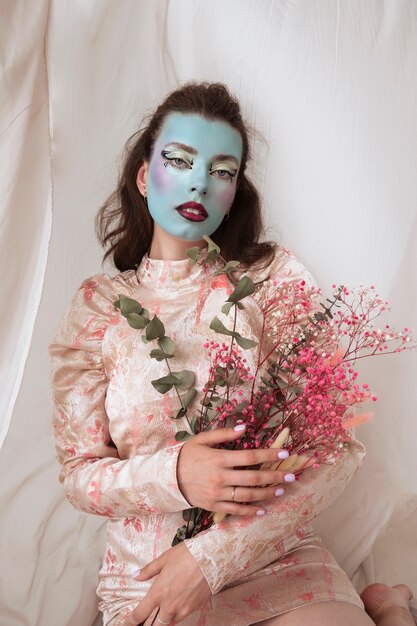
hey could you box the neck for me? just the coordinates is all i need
[148,225,207,260]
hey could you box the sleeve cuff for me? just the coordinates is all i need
[183,536,219,594]
[153,442,193,511]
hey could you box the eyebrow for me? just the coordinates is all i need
[163,142,239,165]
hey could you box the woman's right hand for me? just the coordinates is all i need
[176,424,296,516]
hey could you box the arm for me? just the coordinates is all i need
[49,273,191,518]
[184,437,365,594]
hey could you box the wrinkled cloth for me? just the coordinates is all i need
[49,246,366,625]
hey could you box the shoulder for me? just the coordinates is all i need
[49,269,138,353]
[75,269,138,307]
[245,244,319,290]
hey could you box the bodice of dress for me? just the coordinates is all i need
[103,252,263,460]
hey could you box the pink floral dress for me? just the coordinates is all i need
[49,246,366,625]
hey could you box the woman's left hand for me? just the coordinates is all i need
[121,542,212,625]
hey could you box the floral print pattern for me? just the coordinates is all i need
[49,247,366,625]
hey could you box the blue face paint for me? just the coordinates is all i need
[145,112,243,241]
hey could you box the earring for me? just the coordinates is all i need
[224,210,230,221]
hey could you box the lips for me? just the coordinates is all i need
[176,201,208,222]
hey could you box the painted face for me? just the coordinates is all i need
[145,112,243,241]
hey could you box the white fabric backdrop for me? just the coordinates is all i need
[0,1,416,624]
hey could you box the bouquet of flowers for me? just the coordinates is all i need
[113,236,415,546]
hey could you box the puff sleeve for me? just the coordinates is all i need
[183,247,366,594]
[49,273,191,518]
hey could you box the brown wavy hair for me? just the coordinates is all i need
[96,81,275,272]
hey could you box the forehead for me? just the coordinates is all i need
[155,112,243,160]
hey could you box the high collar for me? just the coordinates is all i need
[135,250,224,290]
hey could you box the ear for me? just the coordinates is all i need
[136,161,149,196]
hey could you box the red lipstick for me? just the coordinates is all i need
[176,202,208,222]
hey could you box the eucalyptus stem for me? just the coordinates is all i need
[225,305,238,405]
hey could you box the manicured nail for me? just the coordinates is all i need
[234,424,246,432]
[132,568,141,577]
[256,509,266,515]
[284,473,296,482]
[275,487,284,496]
[277,450,289,459]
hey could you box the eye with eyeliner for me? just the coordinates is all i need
[210,165,237,182]
[161,150,193,169]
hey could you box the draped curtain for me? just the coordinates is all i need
[0,1,416,624]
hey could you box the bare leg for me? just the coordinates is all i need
[360,583,415,626]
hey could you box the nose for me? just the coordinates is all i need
[189,165,209,195]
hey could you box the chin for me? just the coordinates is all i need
[173,228,209,242]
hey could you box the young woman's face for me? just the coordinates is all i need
[143,112,243,241]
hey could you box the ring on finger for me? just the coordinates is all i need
[231,486,237,502]
[156,615,171,625]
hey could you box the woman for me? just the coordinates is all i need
[49,82,414,626]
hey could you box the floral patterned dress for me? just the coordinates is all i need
[49,246,366,625]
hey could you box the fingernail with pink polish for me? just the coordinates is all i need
[132,568,141,577]
[256,509,266,516]
[275,487,284,496]
[277,450,289,459]
[234,424,246,432]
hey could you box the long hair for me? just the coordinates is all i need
[95,81,275,272]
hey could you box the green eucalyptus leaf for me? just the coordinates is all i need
[221,301,234,315]
[190,414,200,434]
[186,246,201,264]
[125,312,149,329]
[234,334,258,350]
[173,370,195,390]
[158,336,176,355]
[209,316,234,336]
[149,349,174,361]
[151,381,173,394]
[236,301,245,310]
[174,407,187,419]
[260,376,277,388]
[151,373,181,394]
[277,378,290,389]
[146,315,165,341]
[227,276,256,303]
[206,250,218,262]
[182,509,192,521]
[115,294,143,315]
[142,335,149,344]
[213,260,240,277]
[203,234,220,255]
[155,374,181,385]
[314,311,328,322]
[181,387,197,408]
